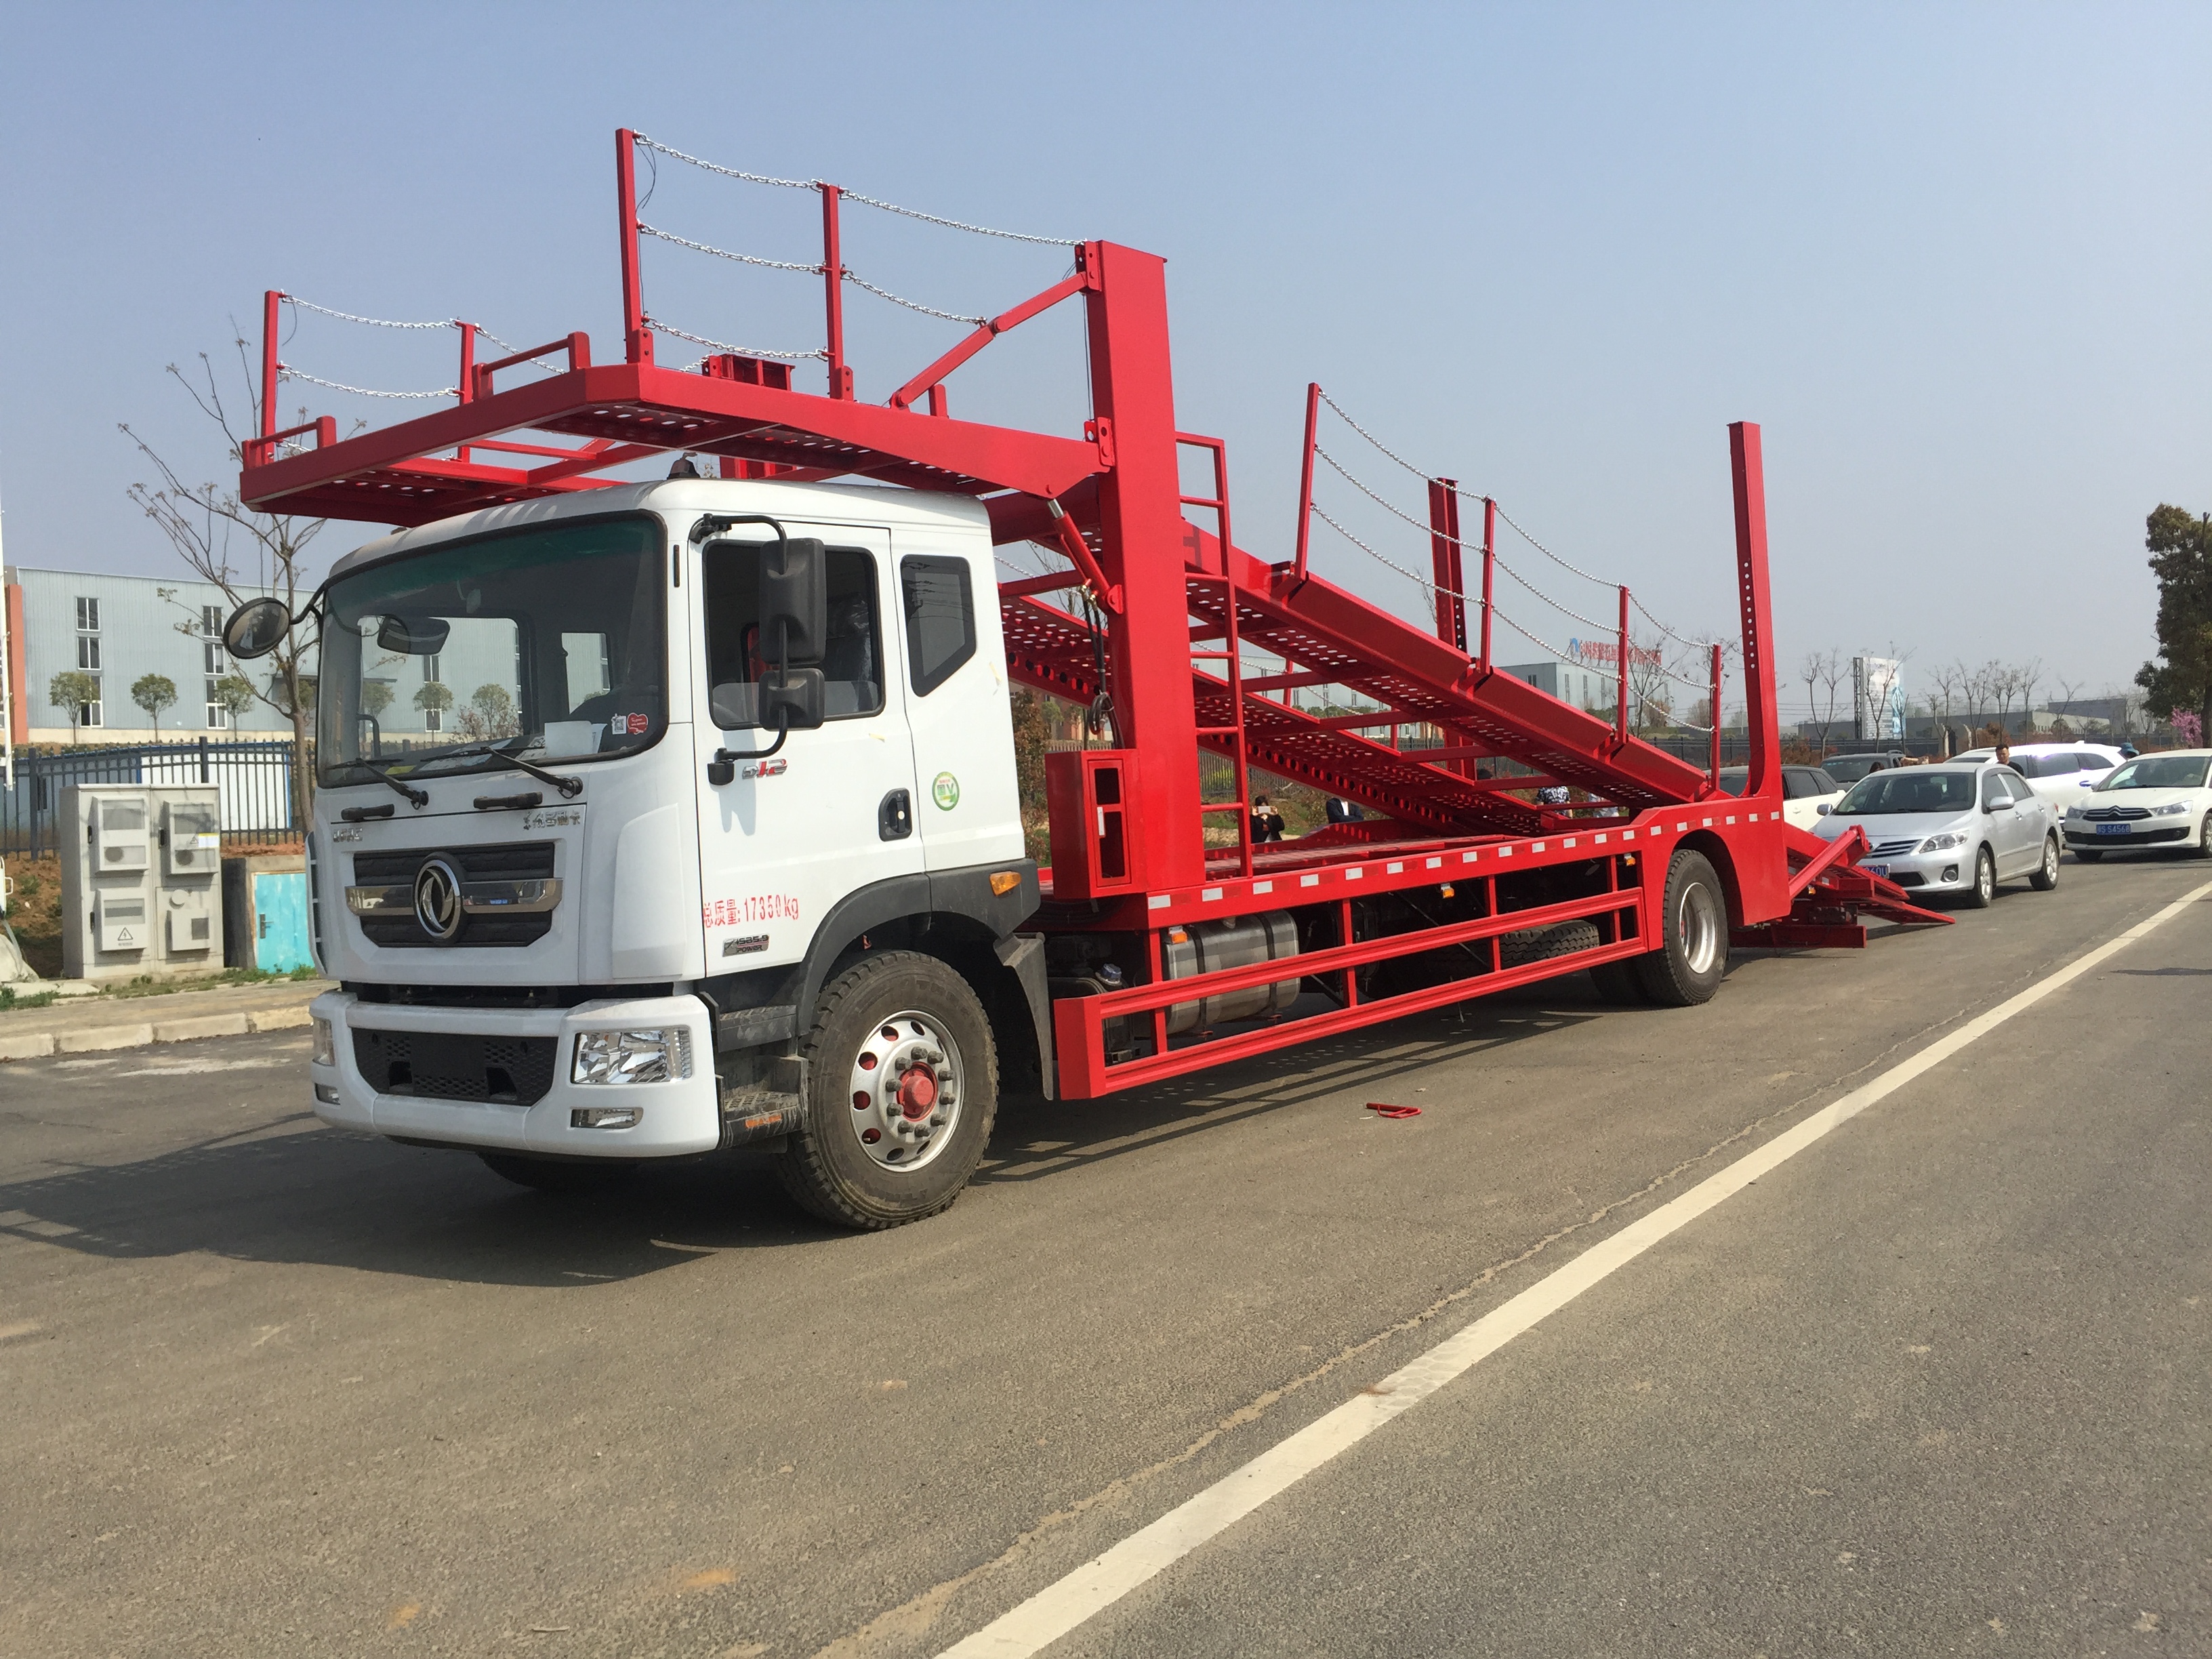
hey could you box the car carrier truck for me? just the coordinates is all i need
[223,130,1940,1229]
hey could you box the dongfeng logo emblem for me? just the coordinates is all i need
[413,855,464,942]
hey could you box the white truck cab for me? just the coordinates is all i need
[283,478,1049,1227]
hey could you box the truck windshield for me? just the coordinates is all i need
[318,514,665,787]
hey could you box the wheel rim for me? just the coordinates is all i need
[2043,838,2057,881]
[1978,851,1994,900]
[1677,880,1722,975]
[845,1010,965,1174]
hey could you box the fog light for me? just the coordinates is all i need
[312,1016,335,1067]
[314,1083,340,1105]
[571,1106,642,1129]
[1942,865,1959,882]
[571,1027,692,1086]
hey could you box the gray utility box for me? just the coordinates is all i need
[61,785,225,983]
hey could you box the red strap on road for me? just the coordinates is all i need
[1365,1103,1422,1119]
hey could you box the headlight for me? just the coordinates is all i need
[571,1027,693,1085]
[2154,802,2190,816]
[2064,806,2083,819]
[312,1017,335,1067]
[1917,832,1967,852]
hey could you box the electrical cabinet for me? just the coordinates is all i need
[61,785,225,983]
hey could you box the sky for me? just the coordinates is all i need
[1,1,2207,724]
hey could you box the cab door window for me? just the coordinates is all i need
[702,541,884,726]
[900,556,975,696]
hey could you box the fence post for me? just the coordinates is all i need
[198,733,209,784]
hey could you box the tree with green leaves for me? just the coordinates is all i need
[131,673,178,737]
[48,670,100,741]
[211,672,257,728]
[360,678,395,720]
[2136,506,2212,740]
[413,680,455,731]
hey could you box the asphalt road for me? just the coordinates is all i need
[3,851,2208,1658]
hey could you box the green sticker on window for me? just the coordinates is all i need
[932,771,960,811]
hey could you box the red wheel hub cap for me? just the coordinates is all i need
[895,1066,938,1120]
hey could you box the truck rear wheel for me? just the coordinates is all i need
[1589,959,1650,1004]
[1633,850,1728,1006]
[778,950,998,1230]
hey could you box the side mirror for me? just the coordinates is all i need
[760,668,827,733]
[760,537,827,666]
[223,596,293,660]
[1816,803,1831,815]
[376,614,451,655]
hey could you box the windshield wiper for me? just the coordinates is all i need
[350,755,429,809]
[415,737,584,799]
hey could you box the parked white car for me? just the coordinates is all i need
[2061,750,2212,861]
[1715,764,1843,831]
[1954,742,2125,811]
[1814,761,2062,907]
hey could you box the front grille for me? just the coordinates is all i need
[1867,839,1919,857]
[1891,872,1927,888]
[353,842,558,947]
[2081,806,2150,821]
[352,1028,558,1105]
[2068,825,2188,844]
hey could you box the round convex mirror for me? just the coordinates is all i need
[222,596,293,659]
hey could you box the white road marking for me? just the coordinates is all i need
[937,880,2212,1658]
[115,1057,289,1077]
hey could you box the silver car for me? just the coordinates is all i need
[1812,761,2062,908]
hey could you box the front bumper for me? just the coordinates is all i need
[2064,820,2196,850]
[308,990,720,1158]
[1845,842,1978,893]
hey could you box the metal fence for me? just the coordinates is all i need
[2,739,298,859]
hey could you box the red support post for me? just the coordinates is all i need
[1730,422,1781,799]
[455,321,477,463]
[821,182,853,401]
[1709,642,1724,781]
[1479,495,1496,674]
[260,290,283,438]
[615,129,653,367]
[1615,585,1631,745]
[1293,382,1319,583]
[1427,477,1465,651]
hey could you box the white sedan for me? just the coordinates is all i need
[2061,750,2212,861]
[1715,764,1843,831]
[1814,761,2062,907]
[1954,742,2125,810]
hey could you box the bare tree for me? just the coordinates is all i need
[121,333,352,827]
[2050,672,2085,721]
[1625,630,1681,734]
[1927,660,1965,730]
[1801,648,1849,754]
[2015,657,2044,728]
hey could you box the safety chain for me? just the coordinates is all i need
[1630,596,1726,654]
[1316,388,1434,482]
[285,296,455,331]
[638,223,820,273]
[632,134,815,190]
[278,367,455,400]
[842,271,984,327]
[1479,496,1617,590]
[645,316,827,362]
[1310,502,1474,606]
[631,132,1076,244]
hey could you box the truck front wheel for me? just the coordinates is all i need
[779,950,998,1229]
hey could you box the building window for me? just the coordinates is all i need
[77,636,101,671]
[423,707,441,733]
[76,596,100,632]
[201,605,226,676]
[205,677,227,730]
[80,680,103,729]
[75,596,102,675]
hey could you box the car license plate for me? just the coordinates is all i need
[2095,823,2130,836]
[1864,863,1888,878]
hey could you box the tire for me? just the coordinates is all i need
[777,950,998,1230]
[2029,832,2060,891]
[1633,850,1728,1007]
[1500,919,1601,970]
[1960,845,1996,909]
[2196,815,2212,859]
[478,1153,640,1195]
[1588,959,1650,1004]
[2073,847,2104,863]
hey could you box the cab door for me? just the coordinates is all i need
[691,525,920,975]
[893,527,1025,875]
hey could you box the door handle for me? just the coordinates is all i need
[879,790,913,841]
